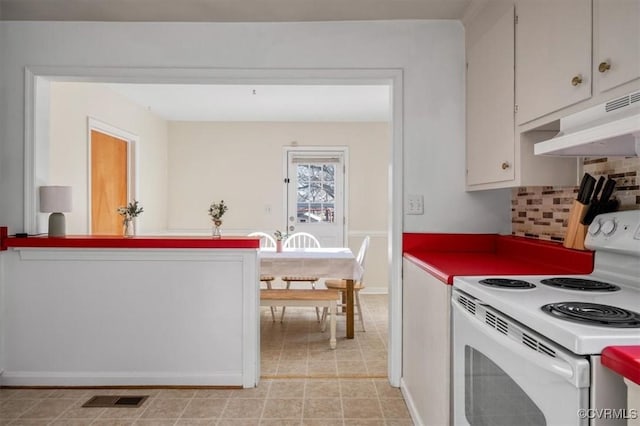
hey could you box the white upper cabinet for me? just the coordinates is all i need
[466,6,515,186]
[515,0,592,125]
[594,0,640,93]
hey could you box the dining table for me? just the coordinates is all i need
[259,247,364,338]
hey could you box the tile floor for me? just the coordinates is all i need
[0,294,413,425]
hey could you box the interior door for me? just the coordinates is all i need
[91,130,128,235]
[286,150,345,247]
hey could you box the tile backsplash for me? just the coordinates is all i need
[512,157,640,242]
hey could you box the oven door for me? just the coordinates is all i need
[452,289,590,426]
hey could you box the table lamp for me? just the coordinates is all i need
[39,186,72,237]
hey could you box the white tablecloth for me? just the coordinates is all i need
[259,247,363,280]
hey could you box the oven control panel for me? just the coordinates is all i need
[585,210,640,255]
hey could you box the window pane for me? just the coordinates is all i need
[295,161,337,224]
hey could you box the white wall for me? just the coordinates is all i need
[49,82,169,234]
[0,20,511,235]
[168,121,390,291]
[0,19,512,388]
[168,121,388,231]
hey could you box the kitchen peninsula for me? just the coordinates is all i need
[0,229,261,388]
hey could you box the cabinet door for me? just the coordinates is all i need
[466,6,515,186]
[402,259,451,426]
[516,0,591,124]
[595,0,640,93]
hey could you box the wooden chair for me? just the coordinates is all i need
[322,235,370,332]
[280,231,321,322]
[282,231,321,249]
[248,231,278,321]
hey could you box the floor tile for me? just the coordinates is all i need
[96,406,145,420]
[260,419,302,426]
[91,420,137,426]
[307,361,338,376]
[0,399,40,420]
[342,398,383,419]
[379,399,411,419]
[343,420,385,426]
[304,380,340,399]
[180,398,227,419]
[262,398,303,419]
[340,380,377,398]
[222,399,265,419]
[268,380,305,398]
[19,398,76,419]
[302,398,342,419]
[217,419,261,426]
[174,420,217,425]
[138,398,189,419]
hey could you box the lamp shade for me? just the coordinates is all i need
[39,186,73,213]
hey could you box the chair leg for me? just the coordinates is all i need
[266,280,276,322]
[311,281,320,322]
[355,290,365,332]
[280,281,290,322]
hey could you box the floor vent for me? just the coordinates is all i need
[82,395,148,408]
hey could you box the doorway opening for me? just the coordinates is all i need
[24,67,404,387]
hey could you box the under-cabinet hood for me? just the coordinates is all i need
[534,91,640,157]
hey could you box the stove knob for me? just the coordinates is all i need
[601,219,617,236]
[588,220,601,236]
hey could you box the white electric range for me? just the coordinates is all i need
[452,210,640,426]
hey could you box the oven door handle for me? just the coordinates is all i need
[453,301,590,388]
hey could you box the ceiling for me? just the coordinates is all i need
[0,0,474,22]
[101,83,391,121]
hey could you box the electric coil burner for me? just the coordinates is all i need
[478,278,536,289]
[541,302,640,328]
[539,277,620,292]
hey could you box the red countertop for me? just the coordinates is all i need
[602,346,640,385]
[0,228,260,250]
[403,233,594,284]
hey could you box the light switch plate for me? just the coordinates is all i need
[406,194,424,215]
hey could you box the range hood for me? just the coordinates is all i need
[534,91,640,157]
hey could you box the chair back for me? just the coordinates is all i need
[247,231,276,249]
[356,236,370,283]
[283,232,321,249]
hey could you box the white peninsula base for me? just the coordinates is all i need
[0,245,259,388]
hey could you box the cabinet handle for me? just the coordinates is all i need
[501,162,510,170]
[598,61,611,73]
[571,75,583,86]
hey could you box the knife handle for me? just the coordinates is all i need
[564,200,589,250]
[599,179,616,205]
[580,175,596,204]
[591,176,606,202]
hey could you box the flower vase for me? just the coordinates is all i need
[276,240,283,253]
[212,219,222,238]
[123,219,135,237]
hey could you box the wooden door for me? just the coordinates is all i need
[91,130,128,235]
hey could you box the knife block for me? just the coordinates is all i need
[563,200,588,250]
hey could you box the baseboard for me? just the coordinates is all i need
[400,377,424,426]
[0,371,243,387]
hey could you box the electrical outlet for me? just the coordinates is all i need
[407,194,424,215]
